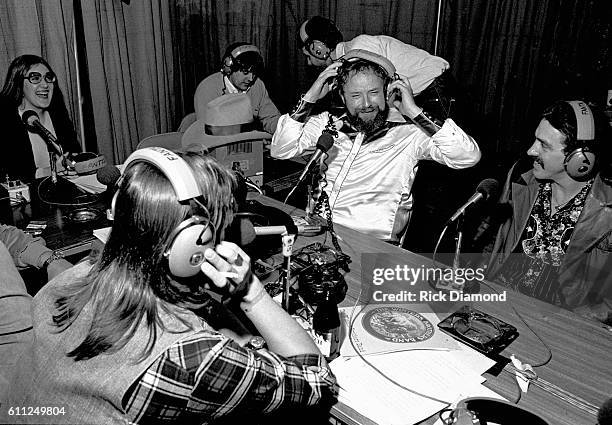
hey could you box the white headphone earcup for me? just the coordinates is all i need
[166,223,213,277]
[564,148,597,180]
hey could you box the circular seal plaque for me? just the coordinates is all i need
[361,306,434,343]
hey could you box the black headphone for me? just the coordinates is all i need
[299,20,331,60]
[564,100,597,181]
[221,44,261,75]
[111,147,213,278]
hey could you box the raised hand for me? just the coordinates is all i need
[303,61,344,103]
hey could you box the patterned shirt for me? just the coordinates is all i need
[496,180,593,304]
[123,331,337,424]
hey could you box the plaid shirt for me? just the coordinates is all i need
[123,331,337,423]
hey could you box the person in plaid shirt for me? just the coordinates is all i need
[2,150,337,424]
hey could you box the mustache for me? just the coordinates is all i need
[356,106,377,113]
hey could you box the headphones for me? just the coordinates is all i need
[221,44,261,75]
[336,49,398,97]
[66,152,107,175]
[564,100,597,180]
[299,20,332,60]
[111,147,213,278]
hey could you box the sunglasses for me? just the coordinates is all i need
[24,72,57,84]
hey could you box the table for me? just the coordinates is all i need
[9,189,610,425]
[254,195,611,425]
[5,178,111,257]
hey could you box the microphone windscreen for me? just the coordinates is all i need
[96,165,121,187]
[476,178,500,201]
[21,110,39,126]
[316,132,335,152]
[599,398,612,425]
[229,217,257,246]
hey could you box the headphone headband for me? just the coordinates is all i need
[566,100,595,141]
[123,147,201,201]
[299,20,309,43]
[340,49,397,79]
[229,44,260,60]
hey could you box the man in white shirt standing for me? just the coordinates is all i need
[272,50,480,243]
[298,16,456,121]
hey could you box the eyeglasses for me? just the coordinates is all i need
[23,72,57,84]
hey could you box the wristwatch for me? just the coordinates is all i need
[42,250,64,271]
[245,336,266,350]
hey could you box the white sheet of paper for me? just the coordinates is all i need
[93,227,111,243]
[330,304,500,424]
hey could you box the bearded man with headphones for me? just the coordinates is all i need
[298,16,458,122]
[299,17,484,254]
[2,148,336,423]
[487,100,612,326]
[271,50,480,243]
[193,42,281,134]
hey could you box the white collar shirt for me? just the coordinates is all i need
[271,112,480,242]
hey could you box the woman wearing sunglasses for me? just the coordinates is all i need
[0,54,80,183]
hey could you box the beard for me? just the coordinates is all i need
[345,105,389,135]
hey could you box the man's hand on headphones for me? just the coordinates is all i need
[387,79,422,119]
[303,61,343,103]
[201,241,259,300]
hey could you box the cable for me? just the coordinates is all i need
[431,223,450,270]
[478,279,552,368]
[343,285,451,406]
[36,176,98,207]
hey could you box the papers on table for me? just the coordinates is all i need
[93,227,111,243]
[339,304,461,357]
[330,304,501,425]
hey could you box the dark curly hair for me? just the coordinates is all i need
[223,42,264,75]
[541,100,608,157]
[302,16,343,49]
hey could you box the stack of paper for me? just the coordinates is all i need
[329,304,502,424]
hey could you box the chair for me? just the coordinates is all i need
[177,113,197,133]
[136,132,183,150]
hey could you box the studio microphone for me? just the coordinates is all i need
[22,110,63,157]
[447,178,500,223]
[294,131,335,188]
[598,397,612,425]
[229,218,300,246]
[96,164,121,188]
[254,225,298,236]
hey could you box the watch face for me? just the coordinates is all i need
[248,336,266,350]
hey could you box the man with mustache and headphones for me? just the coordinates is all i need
[194,42,281,134]
[487,100,612,325]
[271,50,480,244]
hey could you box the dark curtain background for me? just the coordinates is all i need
[1,0,610,165]
[170,0,439,121]
[438,0,612,175]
